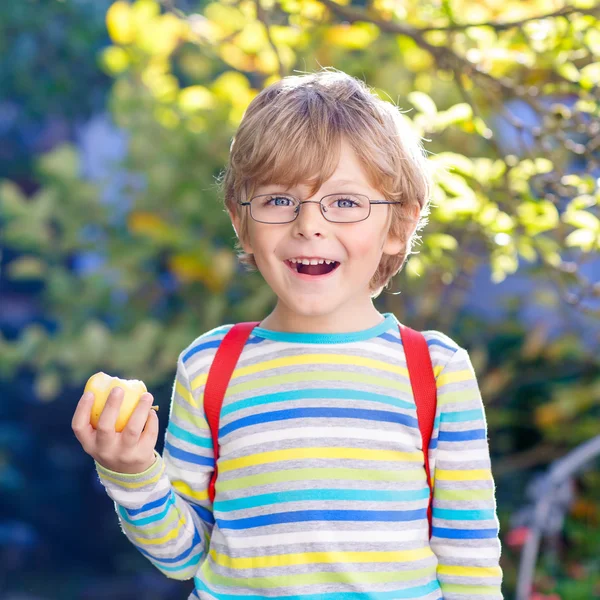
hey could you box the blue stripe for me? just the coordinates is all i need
[194,577,441,600]
[221,389,415,417]
[217,508,427,530]
[433,508,496,521]
[191,503,215,526]
[119,502,170,526]
[438,429,486,442]
[215,488,431,512]
[164,441,215,467]
[137,528,203,565]
[123,491,170,516]
[183,337,225,361]
[428,339,459,353]
[441,409,484,423]
[167,422,213,448]
[221,407,419,437]
[432,526,498,539]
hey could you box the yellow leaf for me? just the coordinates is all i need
[6,256,46,280]
[137,13,185,56]
[580,62,600,90]
[325,23,379,50]
[106,1,135,44]
[219,43,256,72]
[204,3,247,37]
[565,228,596,251]
[562,209,600,231]
[153,106,180,128]
[431,152,474,177]
[178,86,216,112]
[236,21,268,53]
[100,46,130,75]
[407,91,437,116]
[212,71,252,106]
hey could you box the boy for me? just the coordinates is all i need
[72,68,503,599]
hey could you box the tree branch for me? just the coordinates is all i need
[419,4,600,33]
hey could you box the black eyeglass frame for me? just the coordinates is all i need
[238,193,404,224]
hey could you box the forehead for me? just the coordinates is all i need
[263,144,375,193]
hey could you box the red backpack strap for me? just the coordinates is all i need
[398,323,437,539]
[204,322,260,505]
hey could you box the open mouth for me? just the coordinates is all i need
[284,260,341,277]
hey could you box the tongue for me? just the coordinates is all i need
[298,262,335,276]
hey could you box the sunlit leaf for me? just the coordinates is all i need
[407,91,437,116]
[178,85,216,112]
[106,1,136,44]
[565,228,596,251]
[100,46,130,75]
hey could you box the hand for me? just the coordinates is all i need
[72,386,159,474]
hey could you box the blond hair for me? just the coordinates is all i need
[219,68,432,298]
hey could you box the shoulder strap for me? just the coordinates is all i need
[398,323,437,539]
[203,320,438,539]
[204,322,260,504]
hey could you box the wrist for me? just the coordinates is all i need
[95,452,158,476]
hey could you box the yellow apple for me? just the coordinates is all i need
[84,372,158,432]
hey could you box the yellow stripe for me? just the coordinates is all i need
[438,390,480,406]
[438,565,502,578]
[97,465,165,489]
[227,354,409,384]
[173,479,209,502]
[434,469,492,481]
[210,546,434,569]
[435,488,494,501]
[175,378,196,409]
[441,583,501,595]
[437,367,472,388]
[219,447,423,473]
[171,400,210,431]
[227,370,412,396]
[123,508,178,536]
[133,519,185,546]
[218,468,425,492]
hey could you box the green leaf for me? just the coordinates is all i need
[565,228,596,251]
[407,91,437,116]
[37,144,80,180]
[563,210,600,231]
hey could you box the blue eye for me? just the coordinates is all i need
[333,197,359,208]
[264,196,294,206]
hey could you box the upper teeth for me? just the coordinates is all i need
[288,258,337,265]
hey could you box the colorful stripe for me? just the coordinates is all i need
[95,312,503,599]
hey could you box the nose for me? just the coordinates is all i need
[292,200,327,237]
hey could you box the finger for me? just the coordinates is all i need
[139,403,159,451]
[71,391,96,444]
[95,386,124,447]
[120,393,154,447]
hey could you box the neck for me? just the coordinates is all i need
[258,301,386,334]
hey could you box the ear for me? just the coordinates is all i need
[381,203,420,256]
[228,208,254,255]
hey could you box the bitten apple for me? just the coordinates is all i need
[84,372,158,432]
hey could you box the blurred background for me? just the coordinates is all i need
[0,0,599,598]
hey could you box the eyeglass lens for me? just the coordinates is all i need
[250,194,370,223]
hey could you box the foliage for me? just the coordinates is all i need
[1,0,600,597]
[0,0,114,181]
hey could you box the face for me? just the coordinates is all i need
[229,139,408,332]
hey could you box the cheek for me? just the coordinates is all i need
[346,227,386,259]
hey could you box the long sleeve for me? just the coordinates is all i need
[95,349,215,580]
[428,347,504,599]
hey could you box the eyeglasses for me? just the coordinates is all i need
[238,193,404,224]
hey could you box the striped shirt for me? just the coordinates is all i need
[96,312,503,599]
